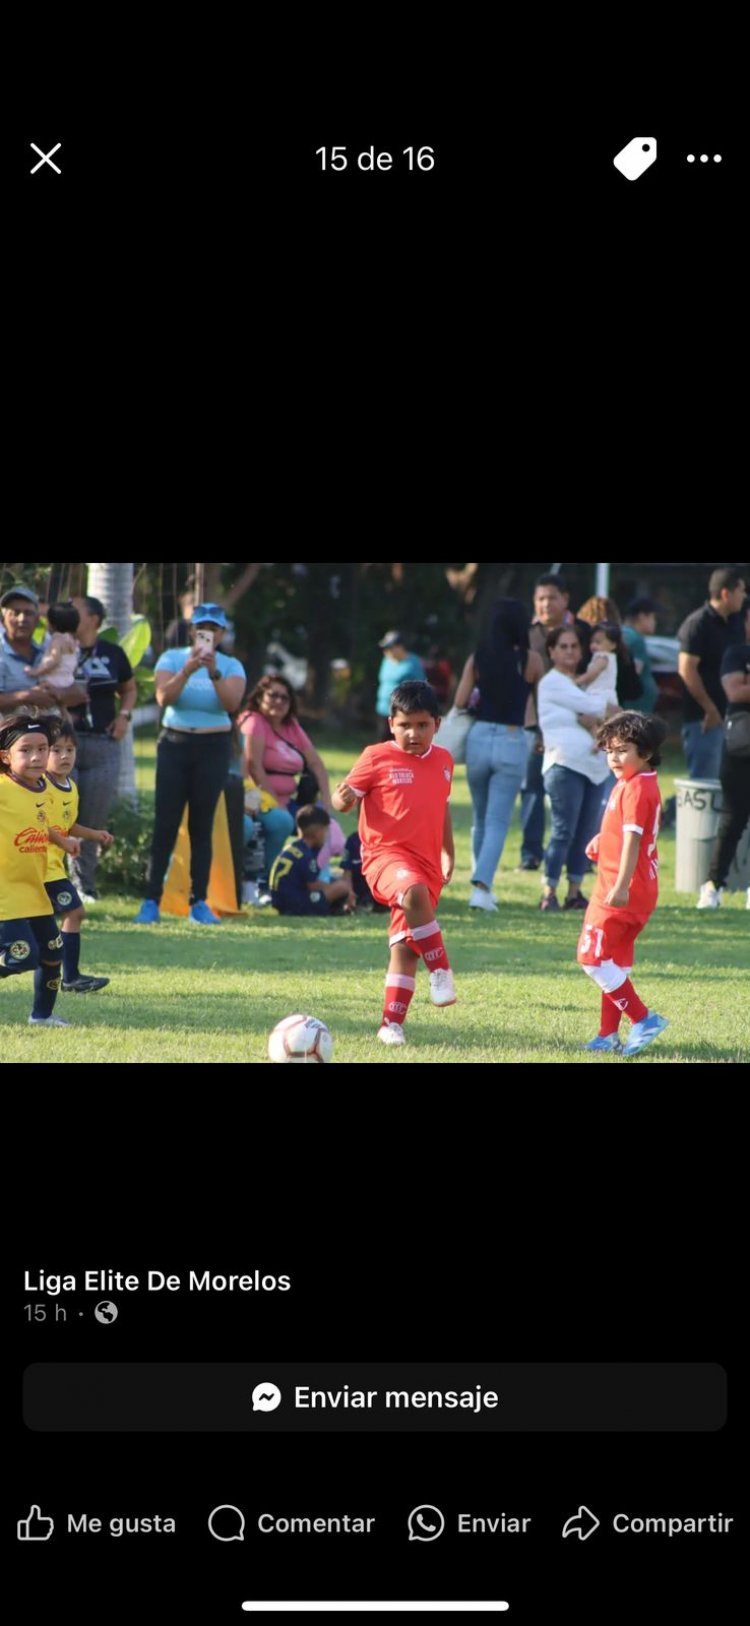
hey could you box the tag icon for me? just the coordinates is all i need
[613,137,657,181]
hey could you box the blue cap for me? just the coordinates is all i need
[191,603,229,629]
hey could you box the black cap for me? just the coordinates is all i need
[379,630,404,650]
[625,596,661,618]
[0,584,39,609]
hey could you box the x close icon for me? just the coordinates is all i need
[30,142,62,174]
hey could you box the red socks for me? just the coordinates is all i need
[382,974,416,1029]
[599,993,621,1037]
[606,978,648,1025]
[409,920,451,972]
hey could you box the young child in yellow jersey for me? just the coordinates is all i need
[0,713,80,1026]
[45,721,114,993]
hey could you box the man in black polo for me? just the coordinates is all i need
[67,595,137,902]
[0,584,88,714]
[677,566,746,780]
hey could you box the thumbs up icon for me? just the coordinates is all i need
[18,1505,54,1540]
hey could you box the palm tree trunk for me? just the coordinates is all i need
[86,563,136,804]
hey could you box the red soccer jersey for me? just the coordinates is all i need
[592,770,662,917]
[345,741,453,893]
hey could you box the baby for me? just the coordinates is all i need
[575,622,620,749]
[26,601,80,689]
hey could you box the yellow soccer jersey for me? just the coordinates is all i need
[0,773,52,920]
[44,775,79,881]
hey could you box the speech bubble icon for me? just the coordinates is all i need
[407,1505,445,1542]
[252,1382,282,1412]
[208,1505,245,1542]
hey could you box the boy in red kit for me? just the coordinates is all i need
[577,711,669,1057]
[332,681,456,1047]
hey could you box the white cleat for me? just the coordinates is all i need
[429,967,457,1006]
[28,1014,72,1027]
[696,881,722,909]
[746,888,750,911]
[377,1021,406,1046]
[469,887,498,911]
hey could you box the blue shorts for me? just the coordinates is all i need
[0,916,63,977]
[45,878,83,914]
[272,890,330,917]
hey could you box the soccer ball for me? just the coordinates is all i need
[268,1013,333,1064]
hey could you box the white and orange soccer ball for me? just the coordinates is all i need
[268,1013,333,1064]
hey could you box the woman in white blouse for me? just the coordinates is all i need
[537,625,617,912]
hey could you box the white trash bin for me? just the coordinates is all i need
[674,779,722,892]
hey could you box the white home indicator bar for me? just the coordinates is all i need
[241,1607,510,1615]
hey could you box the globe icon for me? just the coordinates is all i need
[95,1301,118,1323]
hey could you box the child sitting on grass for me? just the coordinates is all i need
[269,805,356,917]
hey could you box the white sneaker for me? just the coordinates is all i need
[28,1014,72,1027]
[469,886,498,911]
[377,1021,406,1045]
[429,967,457,1006]
[696,881,722,910]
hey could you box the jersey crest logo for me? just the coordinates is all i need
[9,940,31,960]
[56,891,73,907]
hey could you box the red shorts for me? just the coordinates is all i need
[366,858,441,945]
[576,902,652,969]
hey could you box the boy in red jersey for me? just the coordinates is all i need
[332,681,456,1047]
[577,711,669,1057]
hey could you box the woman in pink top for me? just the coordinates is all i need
[239,674,335,876]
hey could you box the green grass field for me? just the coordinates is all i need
[2,735,747,1063]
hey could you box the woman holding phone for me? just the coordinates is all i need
[134,605,246,924]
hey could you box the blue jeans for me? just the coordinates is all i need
[543,764,606,887]
[520,729,545,862]
[682,719,724,781]
[466,722,527,889]
[258,805,295,877]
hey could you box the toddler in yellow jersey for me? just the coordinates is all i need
[0,713,79,1026]
[45,721,114,993]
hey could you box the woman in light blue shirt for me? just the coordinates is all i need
[134,605,246,925]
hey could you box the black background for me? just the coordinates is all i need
[6,10,742,511]
[14,1105,739,1626]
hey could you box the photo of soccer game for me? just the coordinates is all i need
[1,560,747,1064]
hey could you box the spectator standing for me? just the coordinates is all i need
[622,597,659,714]
[0,584,87,718]
[134,604,246,925]
[677,567,746,780]
[519,574,590,870]
[537,626,614,911]
[66,596,137,902]
[697,597,750,910]
[375,632,425,740]
[454,599,543,910]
